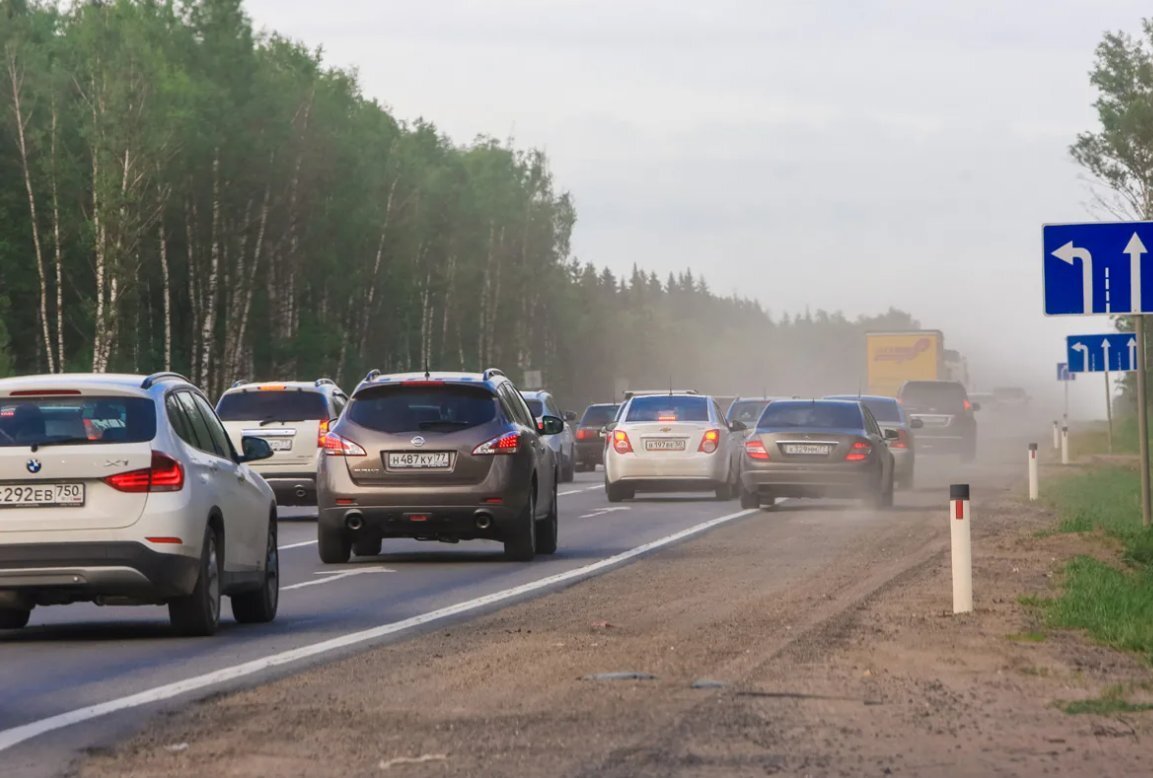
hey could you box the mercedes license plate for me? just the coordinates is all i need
[387,452,452,470]
[0,483,85,508]
[644,438,686,452]
[266,438,293,451]
[782,443,833,456]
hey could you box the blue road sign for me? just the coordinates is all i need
[1066,333,1138,373]
[1043,222,1153,315]
[1057,363,1076,382]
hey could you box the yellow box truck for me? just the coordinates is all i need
[866,330,945,396]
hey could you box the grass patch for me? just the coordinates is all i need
[1042,466,1153,662]
[1006,630,1048,643]
[1058,684,1153,715]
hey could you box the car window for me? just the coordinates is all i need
[524,398,544,418]
[728,400,769,424]
[757,402,864,430]
[580,405,618,426]
[192,393,236,460]
[216,389,329,422]
[347,385,498,433]
[625,395,710,423]
[165,393,196,447]
[0,395,156,447]
[332,394,348,417]
[504,385,536,428]
[861,406,882,436]
[899,382,968,408]
[176,392,222,456]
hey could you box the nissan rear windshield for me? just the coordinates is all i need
[757,402,863,430]
[0,396,156,447]
[625,395,709,423]
[347,385,497,433]
[216,390,328,422]
[580,405,619,426]
[900,382,968,408]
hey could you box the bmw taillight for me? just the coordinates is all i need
[473,431,521,455]
[698,429,721,454]
[745,439,770,461]
[104,452,185,493]
[845,441,872,462]
[322,431,367,456]
[317,418,332,447]
[612,430,633,454]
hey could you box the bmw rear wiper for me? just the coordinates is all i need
[28,437,92,451]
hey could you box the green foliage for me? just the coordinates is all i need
[1048,467,1153,568]
[1059,684,1153,715]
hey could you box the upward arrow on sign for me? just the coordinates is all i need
[1127,233,1148,314]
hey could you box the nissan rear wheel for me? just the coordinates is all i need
[0,607,31,630]
[504,488,537,562]
[318,524,352,564]
[739,483,760,510]
[169,525,222,637]
[232,513,279,625]
[352,534,383,557]
[535,479,559,555]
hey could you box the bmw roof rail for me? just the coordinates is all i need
[230,379,249,389]
[141,372,189,390]
[482,368,506,381]
[363,369,382,383]
[315,377,336,387]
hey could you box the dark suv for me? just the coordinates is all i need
[897,380,978,461]
[573,403,619,471]
[316,369,563,563]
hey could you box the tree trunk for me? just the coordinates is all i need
[198,151,222,390]
[50,99,65,371]
[158,220,172,371]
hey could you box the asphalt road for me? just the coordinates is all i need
[0,424,1033,777]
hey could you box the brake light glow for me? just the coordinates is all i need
[473,431,520,455]
[318,418,332,447]
[745,439,770,460]
[657,413,677,422]
[576,428,589,441]
[146,536,183,545]
[612,430,633,454]
[257,384,286,391]
[10,389,81,396]
[845,441,872,462]
[104,452,185,493]
[402,380,445,387]
[322,431,367,456]
[890,429,910,449]
[962,399,973,412]
[698,429,721,454]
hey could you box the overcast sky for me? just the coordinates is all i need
[247,0,1152,416]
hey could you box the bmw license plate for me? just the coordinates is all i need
[782,444,834,456]
[266,438,293,451]
[0,483,85,508]
[387,452,452,470]
[644,438,686,452]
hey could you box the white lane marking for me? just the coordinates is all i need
[559,485,601,496]
[278,540,317,551]
[0,507,758,753]
[579,507,630,519]
[281,567,395,592]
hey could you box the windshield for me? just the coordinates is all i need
[216,390,328,422]
[524,399,545,417]
[347,385,497,433]
[758,402,863,430]
[0,396,156,447]
[728,400,770,424]
[625,395,709,423]
[827,396,902,422]
[900,382,968,409]
[580,405,619,426]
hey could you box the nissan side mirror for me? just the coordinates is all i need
[971,402,982,412]
[884,428,900,441]
[539,415,565,436]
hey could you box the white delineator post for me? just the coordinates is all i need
[1061,425,1070,466]
[1028,443,1039,501]
[1052,420,1060,451]
[950,484,973,614]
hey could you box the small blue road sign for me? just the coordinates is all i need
[1066,333,1138,373]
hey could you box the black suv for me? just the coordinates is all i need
[897,380,978,461]
[316,369,563,562]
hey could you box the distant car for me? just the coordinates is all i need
[993,387,1030,408]
[316,369,562,562]
[216,379,349,507]
[826,395,922,489]
[969,392,995,411]
[603,393,743,502]
[521,390,577,483]
[897,380,978,462]
[573,403,619,471]
[0,372,279,635]
[738,399,896,509]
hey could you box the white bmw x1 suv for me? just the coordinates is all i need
[0,372,279,636]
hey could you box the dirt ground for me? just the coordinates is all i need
[78,469,1153,778]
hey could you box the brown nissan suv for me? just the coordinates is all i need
[316,369,563,563]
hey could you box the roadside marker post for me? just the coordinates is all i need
[1028,443,1039,501]
[1051,421,1059,451]
[1061,425,1070,466]
[949,484,973,615]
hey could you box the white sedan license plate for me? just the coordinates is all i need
[387,452,452,470]
[0,483,85,508]
[265,438,293,451]
[644,438,686,452]
[783,444,834,456]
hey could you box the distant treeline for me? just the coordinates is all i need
[0,0,917,407]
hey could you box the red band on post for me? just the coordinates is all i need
[954,500,964,520]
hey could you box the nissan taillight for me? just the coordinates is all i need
[322,431,367,456]
[104,452,185,493]
[845,441,872,462]
[612,430,633,454]
[698,429,721,454]
[473,431,521,455]
[745,439,770,461]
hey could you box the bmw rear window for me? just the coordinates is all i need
[216,390,328,422]
[625,396,709,423]
[0,396,156,447]
[347,385,497,433]
[757,402,864,430]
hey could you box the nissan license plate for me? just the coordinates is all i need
[0,483,85,508]
[266,438,293,451]
[644,438,686,452]
[782,443,833,456]
[387,452,452,470]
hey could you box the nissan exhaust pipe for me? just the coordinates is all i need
[474,511,493,530]
[344,511,365,532]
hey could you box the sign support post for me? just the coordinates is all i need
[1137,317,1152,528]
[1104,368,1114,455]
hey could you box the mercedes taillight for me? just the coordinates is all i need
[845,441,872,462]
[745,439,770,461]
